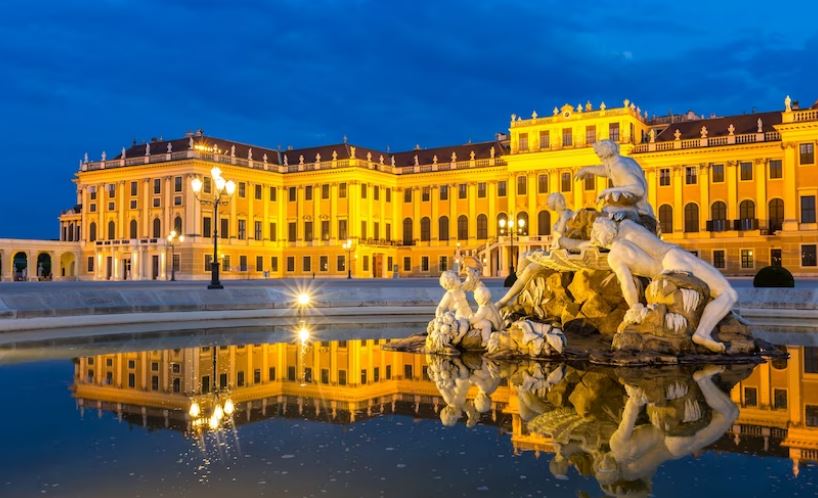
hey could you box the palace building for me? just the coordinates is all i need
[2,95,818,281]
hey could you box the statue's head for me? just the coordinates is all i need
[593,139,619,160]
[439,405,462,427]
[439,270,461,290]
[591,217,618,248]
[473,285,492,305]
[547,192,566,211]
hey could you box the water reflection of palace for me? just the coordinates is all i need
[72,340,818,475]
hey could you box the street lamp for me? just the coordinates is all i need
[191,167,236,289]
[342,239,353,279]
[498,214,526,287]
[166,230,184,281]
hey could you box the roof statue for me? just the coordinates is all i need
[785,95,792,112]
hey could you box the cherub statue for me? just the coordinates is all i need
[590,217,737,353]
[469,285,503,346]
[435,270,472,319]
[575,140,657,232]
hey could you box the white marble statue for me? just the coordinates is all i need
[469,285,503,346]
[435,270,472,319]
[486,319,566,357]
[495,192,583,309]
[575,140,656,228]
[590,216,737,352]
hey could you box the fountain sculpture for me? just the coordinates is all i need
[393,139,772,365]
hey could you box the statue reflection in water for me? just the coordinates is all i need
[428,356,751,497]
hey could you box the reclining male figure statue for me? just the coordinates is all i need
[590,217,737,353]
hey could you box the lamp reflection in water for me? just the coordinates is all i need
[188,345,236,434]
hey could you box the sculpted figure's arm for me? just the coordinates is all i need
[574,165,607,181]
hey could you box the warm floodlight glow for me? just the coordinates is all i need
[498,218,506,228]
[215,177,226,192]
[297,292,311,307]
[213,403,224,421]
[223,399,235,416]
[297,324,311,344]
[191,177,202,193]
[518,218,525,228]
[208,414,219,430]
[189,401,201,418]
[179,235,185,243]
[210,166,222,179]
[225,180,236,195]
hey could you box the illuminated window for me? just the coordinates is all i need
[560,172,571,192]
[497,181,507,197]
[685,166,697,184]
[740,249,754,269]
[562,128,572,146]
[608,122,620,142]
[517,176,527,195]
[539,130,550,149]
[713,250,725,269]
[739,162,753,181]
[518,133,528,151]
[585,125,596,144]
[800,196,816,223]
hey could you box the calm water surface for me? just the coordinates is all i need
[0,324,815,498]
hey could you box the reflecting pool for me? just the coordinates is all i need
[0,325,816,497]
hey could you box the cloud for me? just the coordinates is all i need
[0,0,816,237]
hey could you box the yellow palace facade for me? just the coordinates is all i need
[2,95,817,281]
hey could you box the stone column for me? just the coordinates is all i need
[118,181,125,239]
[142,179,150,238]
[726,160,738,221]
[699,164,710,232]
[468,183,477,243]
[672,167,683,233]
[487,182,496,239]
[755,158,768,225]
[782,143,798,230]
[431,186,440,240]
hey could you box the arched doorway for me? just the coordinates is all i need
[36,253,52,281]
[60,252,77,279]
[13,252,28,281]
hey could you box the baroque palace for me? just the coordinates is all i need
[2,96,818,281]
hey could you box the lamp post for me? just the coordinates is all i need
[342,239,353,279]
[191,167,236,289]
[498,214,526,287]
[166,230,184,281]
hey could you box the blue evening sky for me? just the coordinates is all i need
[1,0,817,238]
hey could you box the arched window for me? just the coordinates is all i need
[538,210,551,236]
[769,199,784,232]
[497,212,508,229]
[739,200,755,220]
[88,222,96,242]
[517,212,529,235]
[684,203,699,233]
[107,220,116,240]
[658,205,673,234]
[174,216,183,234]
[438,216,449,241]
[711,201,727,221]
[420,217,431,242]
[129,220,138,239]
[457,215,468,240]
[152,218,162,238]
[476,214,488,240]
[402,218,413,245]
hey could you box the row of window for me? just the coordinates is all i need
[517,122,624,151]
[87,216,184,242]
[657,196,817,234]
[708,245,817,269]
